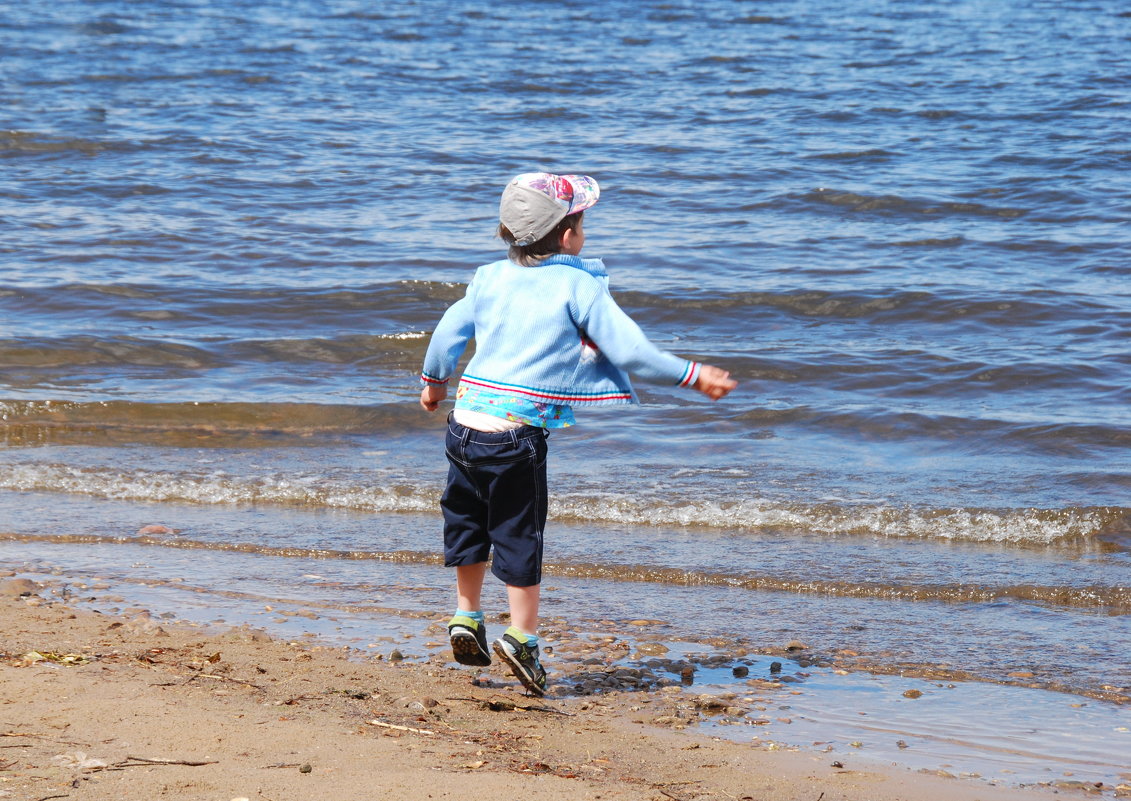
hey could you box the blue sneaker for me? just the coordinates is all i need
[492,632,547,696]
[447,616,491,667]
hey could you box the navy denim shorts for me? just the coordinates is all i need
[441,417,549,587]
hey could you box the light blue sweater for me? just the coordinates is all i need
[421,255,700,406]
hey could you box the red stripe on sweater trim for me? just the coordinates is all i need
[460,376,631,403]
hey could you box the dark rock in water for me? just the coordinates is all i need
[902,689,923,699]
[769,661,782,674]
[786,640,807,651]
[732,665,749,678]
[389,649,404,661]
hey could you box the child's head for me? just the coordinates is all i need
[498,172,599,266]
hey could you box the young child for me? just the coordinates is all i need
[419,172,736,695]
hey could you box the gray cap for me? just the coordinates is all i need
[499,172,600,246]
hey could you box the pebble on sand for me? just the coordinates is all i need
[1,578,40,597]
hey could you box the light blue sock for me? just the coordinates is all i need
[455,609,484,623]
[504,625,538,647]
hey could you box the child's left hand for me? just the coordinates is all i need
[420,383,447,411]
[693,365,737,400]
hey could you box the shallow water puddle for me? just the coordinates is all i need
[652,643,1131,791]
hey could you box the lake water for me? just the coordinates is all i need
[2,0,1129,789]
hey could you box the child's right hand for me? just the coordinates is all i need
[693,365,737,400]
[420,383,447,411]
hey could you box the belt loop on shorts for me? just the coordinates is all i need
[459,424,472,449]
[507,429,519,447]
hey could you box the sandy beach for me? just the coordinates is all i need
[1,582,1084,801]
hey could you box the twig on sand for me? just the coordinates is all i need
[368,720,435,735]
[98,756,219,771]
[123,756,218,766]
[446,696,574,716]
[183,672,265,690]
[35,794,70,801]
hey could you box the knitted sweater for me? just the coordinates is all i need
[420,255,700,405]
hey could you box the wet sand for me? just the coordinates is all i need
[1,587,1083,801]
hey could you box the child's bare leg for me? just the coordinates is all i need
[506,583,541,635]
[455,562,488,611]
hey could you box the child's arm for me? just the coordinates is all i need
[579,289,737,400]
[419,288,476,411]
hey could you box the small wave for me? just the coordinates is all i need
[0,461,1122,547]
[0,400,428,447]
[804,149,896,162]
[2,280,465,323]
[620,286,1102,328]
[0,337,215,369]
[793,188,1028,219]
[0,131,121,157]
[2,532,1126,612]
[725,406,1131,453]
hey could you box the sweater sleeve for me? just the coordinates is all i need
[421,289,476,386]
[577,287,701,388]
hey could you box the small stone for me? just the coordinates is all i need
[732,666,749,678]
[786,640,807,651]
[299,763,312,774]
[1,578,39,597]
[694,696,727,712]
[769,662,782,674]
[1052,780,1101,793]
[389,649,404,662]
[902,689,923,699]
[137,524,176,536]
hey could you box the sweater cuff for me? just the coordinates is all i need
[677,361,701,388]
[421,371,450,386]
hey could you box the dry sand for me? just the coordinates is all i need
[1,590,1066,801]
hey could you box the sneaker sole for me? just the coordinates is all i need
[450,630,491,666]
[492,640,546,696]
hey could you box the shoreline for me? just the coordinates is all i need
[2,583,1105,800]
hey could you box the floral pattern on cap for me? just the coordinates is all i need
[513,172,600,216]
